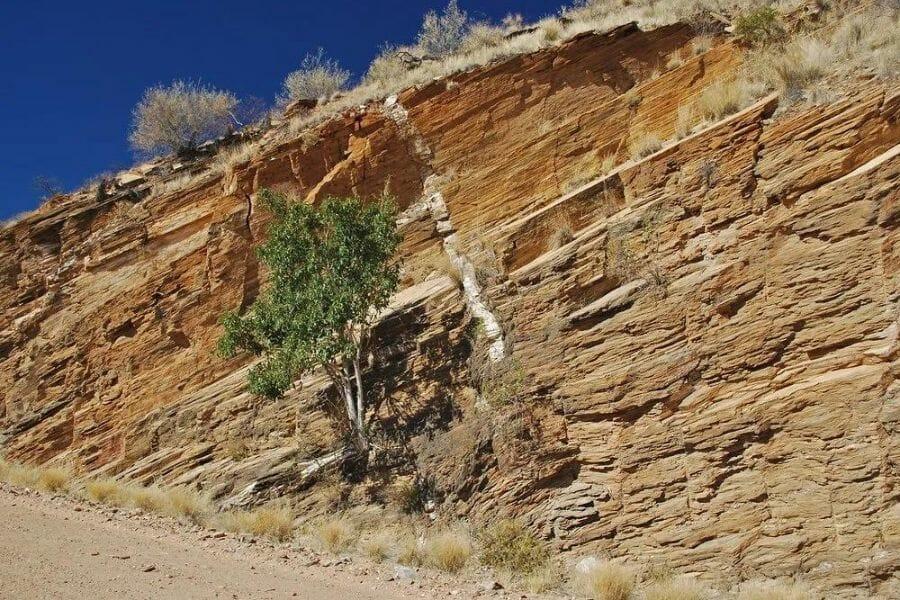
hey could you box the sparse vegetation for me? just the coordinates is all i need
[129,80,237,156]
[397,532,426,566]
[734,580,816,600]
[479,520,549,575]
[696,78,750,120]
[525,564,562,593]
[734,6,784,46]
[575,560,636,600]
[629,129,663,159]
[758,38,831,99]
[84,477,129,505]
[425,530,472,573]
[643,576,711,600]
[163,486,212,524]
[35,467,72,493]
[675,105,696,139]
[280,48,350,104]
[359,530,395,562]
[318,517,357,553]
[417,0,469,58]
[218,504,294,541]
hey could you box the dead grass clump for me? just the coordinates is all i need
[397,532,426,566]
[36,467,72,493]
[696,78,750,121]
[524,564,562,594]
[734,580,816,600]
[575,560,636,600]
[479,520,550,575]
[549,214,576,250]
[359,530,396,563]
[763,38,832,98]
[84,478,129,505]
[0,457,10,481]
[6,464,42,489]
[218,504,294,541]
[675,105,696,140]
[540,18,565,43]
[125,485,169,513]
[425,530,473,573]
[628,130,663,159]
[462,22,506,53]
[164,486,212,524]
[317,517,357,553]
[692,35,713,55]
[643,576,711,600]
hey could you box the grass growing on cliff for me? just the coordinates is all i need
[643,576,711,600]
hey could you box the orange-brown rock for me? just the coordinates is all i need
[1,22,897,598]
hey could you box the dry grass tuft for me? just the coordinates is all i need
[218,504,295,541]
[643,576,711,600]
[524,564,562,593]
[628,130,663,159]
[126,485,169,513]
[692,35,713,55]
[734,580,816,600]
[164,486,213,524]
[36,467,72,493]
[675,105,696,140]
[397,532,426,566]
[318,517,357,553]
[696,78,750,121]
[0,457,10,480]
[575,560,636,600]
[84,478,129,505]
[359,530,396,563]
[479,519,550,575]
[760,38,831,98]
[424,530,472,573]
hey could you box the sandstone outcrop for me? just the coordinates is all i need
[1,21,897,598]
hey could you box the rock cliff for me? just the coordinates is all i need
[1,21,897,598]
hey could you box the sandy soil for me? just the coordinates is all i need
[0,483,507,600]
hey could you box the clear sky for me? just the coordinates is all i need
[0,0,565,221]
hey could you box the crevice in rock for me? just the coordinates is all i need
[385,96,507,361]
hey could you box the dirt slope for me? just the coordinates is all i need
[0,485,426,600]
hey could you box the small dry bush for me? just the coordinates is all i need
[396,532,426,566]
[126,485,169,513]
[462,22,506,53]
[761,38,831,98]
[359,530,396,562]
[219,504,294,541]
[425,530,472,573]
[84,478,129,505]
[692,35,713,55]
[643,576,711,600]
[281,48,349,104]
[479,520,549,575]
[734,6,784,46]
[734,580,816,600]
[525,564,562,594]
[540,18,565,43]
[576,560,636,600]
[629,130,663,159]
[364,45,411,88]
[697,78,750,120]
[318,517,356,553]
[6,464,41,489]
[36,467,72,493]
[129,80,237,156]
[164,486,212,524]
[417,0,469,58]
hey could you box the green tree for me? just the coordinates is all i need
[218,190,401,451]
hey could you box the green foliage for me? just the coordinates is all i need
[479,520,550,575]
[734,7,784,45]
[218,190,401,400]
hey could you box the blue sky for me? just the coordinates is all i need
[0,0,565,220]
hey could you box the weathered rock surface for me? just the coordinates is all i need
[1,22,897,598]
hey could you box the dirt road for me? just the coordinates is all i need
[0,485,439,600]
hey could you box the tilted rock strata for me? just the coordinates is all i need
[1,22,897,598]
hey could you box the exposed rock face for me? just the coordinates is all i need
[1,23,897,598]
